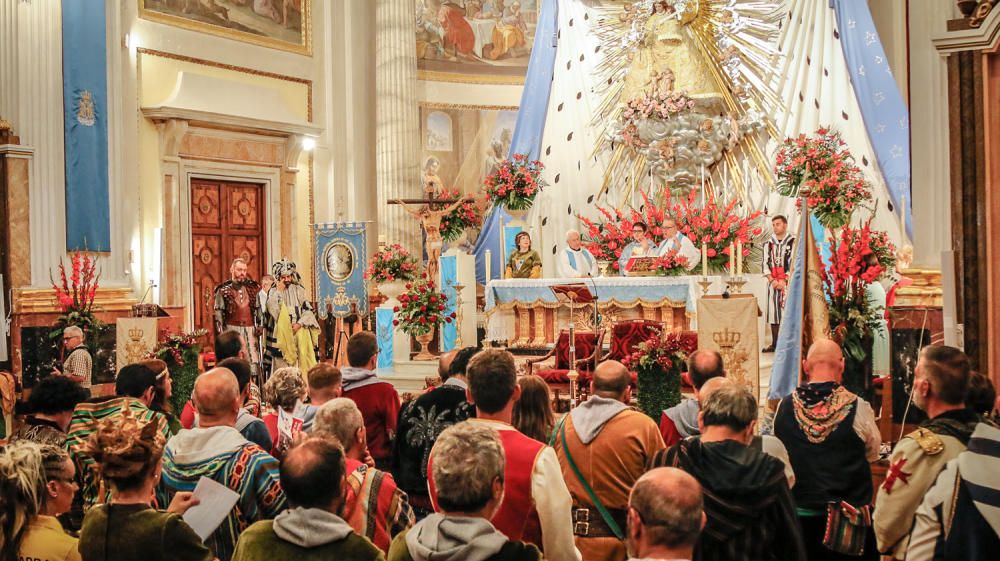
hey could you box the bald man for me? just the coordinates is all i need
[774,338,880,561]
[552,360,666,561]
[660,349,726,446]
[559,229,599,278]
[626,468,705,561]
[160,368,286,561]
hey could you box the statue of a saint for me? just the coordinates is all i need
[621,1,724,108]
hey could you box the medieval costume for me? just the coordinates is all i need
[213,276,261,373]
[762,232,795,351]
[505,249,542,278]
[342,366,401,470]
[907,421,1000,561]
[388,516,543,561]
[262,259,319,377]
[159,425,287,561]
[231,507,383,561]
[79,503,213,561]
[427,418,580,561]
[8,415,68,446]
[392,377,474,514]
[558,245,599,278]
[650,436,807,561]
[551,395,664,561]
[343,459,415,553]
[774,382,881,560]
[874,408,981,559]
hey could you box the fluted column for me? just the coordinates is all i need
[1,0,67,287]
[375,0,422,250]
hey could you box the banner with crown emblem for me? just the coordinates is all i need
[314,222,369,317]
[116,318,158,373]
[62,1,111,251]
[697,295,760,401]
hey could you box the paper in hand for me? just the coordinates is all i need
[182,476,240,541]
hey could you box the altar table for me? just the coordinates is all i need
[484,275,769,347]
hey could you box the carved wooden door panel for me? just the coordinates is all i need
[191,179,266,339]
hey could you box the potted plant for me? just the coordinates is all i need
[484,153,546,223]
[774,127,873,229]
[49,252,104,352]
[365,244,420,305]
[669,190,764,274]
[392,278,456,361]
[623,329,696,421]
[653,253,690,277]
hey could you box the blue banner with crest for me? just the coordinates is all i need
[314,222,369,317]
[62,1,111,251]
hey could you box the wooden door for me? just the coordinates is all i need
[191,179,266,339]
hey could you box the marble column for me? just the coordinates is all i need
[375,0,422,250]
[0,0,67,287]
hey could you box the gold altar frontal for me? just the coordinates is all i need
[505,300,690,348]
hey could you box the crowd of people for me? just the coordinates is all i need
[2,325,999,561]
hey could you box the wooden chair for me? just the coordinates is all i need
[599,319,663,384]
[526,330,600,411]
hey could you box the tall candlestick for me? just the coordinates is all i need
[736,241,743,276]
[701,243,708,277]
[485,250,492,281]
[729,244,735,274]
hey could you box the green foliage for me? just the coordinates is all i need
[168,347,201,415]
[636,364,682,422]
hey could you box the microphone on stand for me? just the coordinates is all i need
[585,271,600,330]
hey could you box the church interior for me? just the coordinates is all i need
[2,0,1000,558]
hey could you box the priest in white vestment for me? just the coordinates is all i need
[558,229,599,278]
[617,222,660,274]
[656,218,701,271]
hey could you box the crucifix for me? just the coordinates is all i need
[389,195,470,284]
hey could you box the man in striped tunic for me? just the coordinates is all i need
[762,215,795,352]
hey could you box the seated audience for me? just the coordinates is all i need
[429,349,579,561]
[626,468,706,561]
[314,397,414,553]
[0,442,80,561]
[341,332,401,471]
[231,434,384,561]
[393,346,476,517]
[551,360,664,561]
[307,362,343,406]
[216,357,273,450]
[181,330,262,427]
[388,421,543,561]
[874,345,979,560]
[648,384,807,561]
[262,366,317,458]
[78,408,211,561]
[512,374,556,443]
[9,374,89,446]
[138,358,180,435]
[660,350,725,446]
[159,368,286,561]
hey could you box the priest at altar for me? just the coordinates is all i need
[655,217,701,271]
[558,230,599,278]
[617,222,660,273]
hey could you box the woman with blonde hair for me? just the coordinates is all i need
[0,442,79,561]
[77,409,210,561]
[262,366,317,458]
[512,374,556,443]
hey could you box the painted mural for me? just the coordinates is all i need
[420,104,518,196]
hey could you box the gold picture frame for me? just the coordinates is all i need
[139,0,312,56]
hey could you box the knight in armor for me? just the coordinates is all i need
[262,258,320,376]
[213,258,261,375]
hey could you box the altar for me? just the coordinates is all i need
[485,275,769,346]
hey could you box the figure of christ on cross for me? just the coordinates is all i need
[390,195,472,284]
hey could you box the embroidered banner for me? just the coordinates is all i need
[314,222,369,316]
[115,318,158,373]
[62,1,111,251]
[376,308,394,369]
[439,255,457,352]
[697,296,760,402]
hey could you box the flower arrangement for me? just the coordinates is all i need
[578,191,672,273]
[49,252,103,340]
[484,153,546,211]
[437,188,485,243]
[773,127,872,229]
[619,91,697,150]
[392,278,456,337]
[653,254,690,276]
[149,329,207,413]
[365,244,420,284]
[623,329,697,421]
[669,190,764,273]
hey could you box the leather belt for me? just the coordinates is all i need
[571,506,627,538]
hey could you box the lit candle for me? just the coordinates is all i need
[485,250,492,281]
[729,243,735,275]
[701,243,708,277]
[736,240,743,276]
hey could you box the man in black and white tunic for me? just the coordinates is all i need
[762,215,795,352]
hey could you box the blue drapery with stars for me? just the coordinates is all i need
[472,0,559,285]
[830,0,912,239]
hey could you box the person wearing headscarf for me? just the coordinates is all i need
[262,258,320,377]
